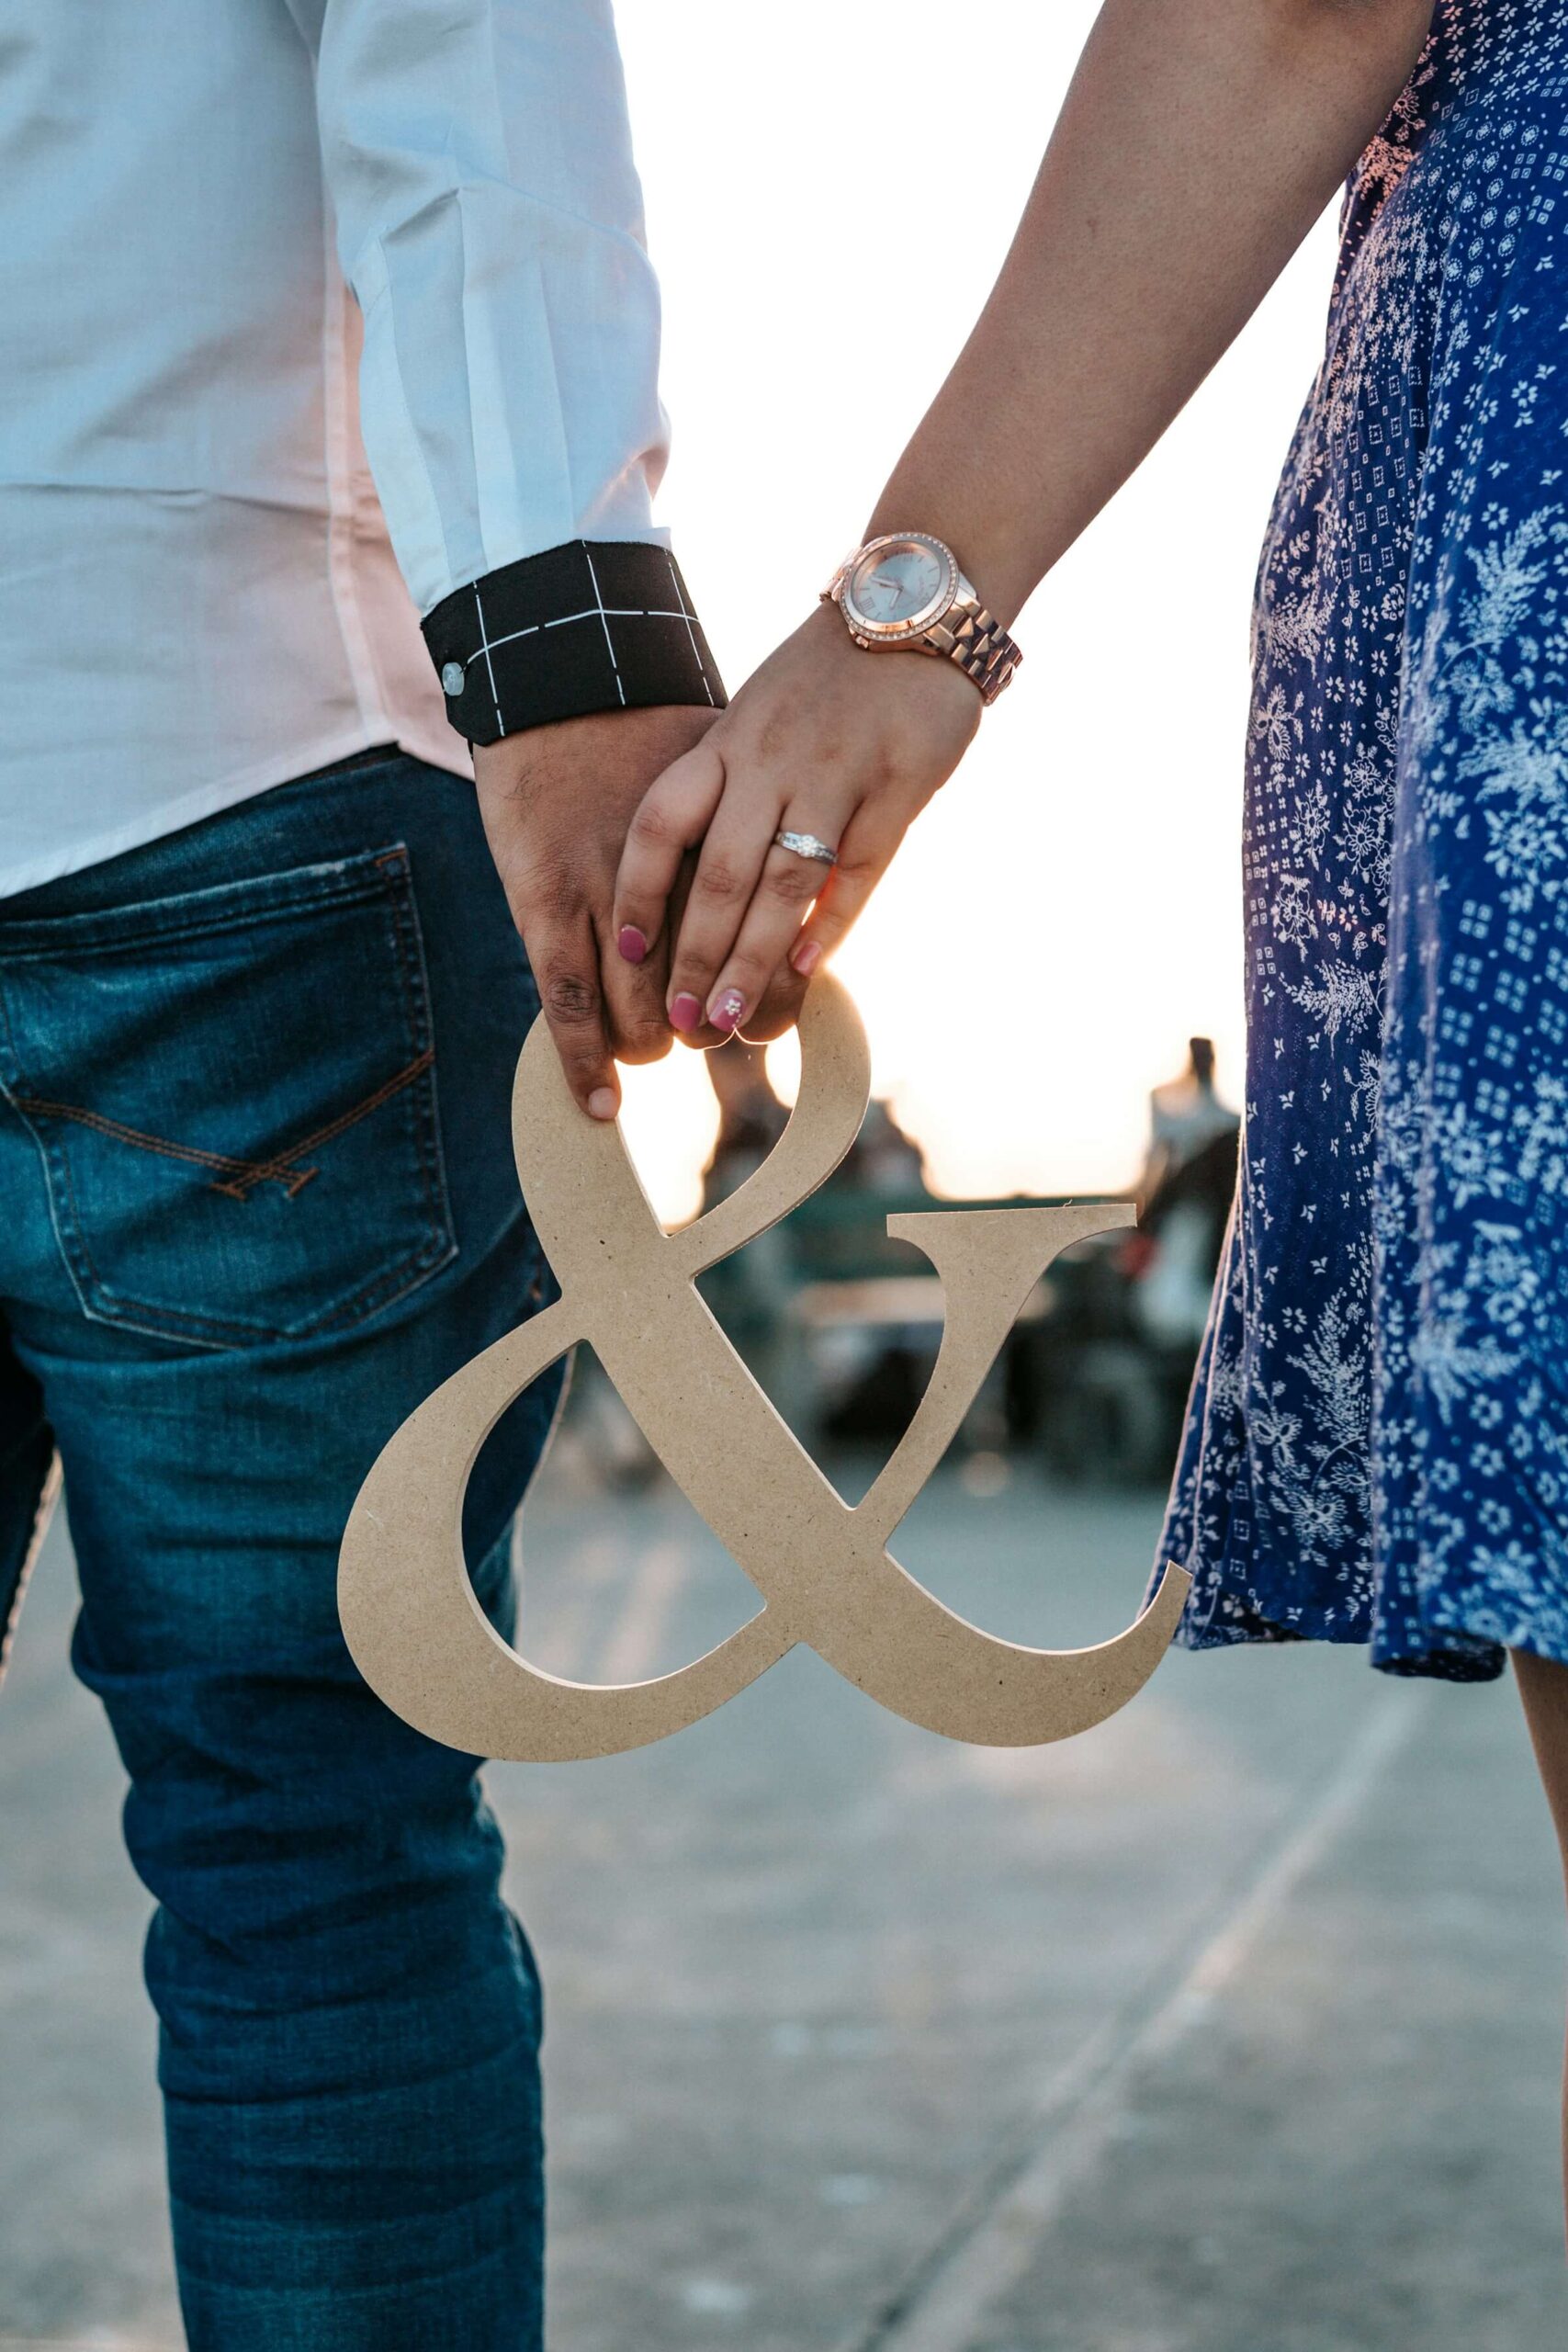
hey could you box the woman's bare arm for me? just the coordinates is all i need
[609,0,1435,1058]
[871,0,1434,623]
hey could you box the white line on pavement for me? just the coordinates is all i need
[844,1682,1431,2352]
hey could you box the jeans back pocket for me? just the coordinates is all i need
[0,845,457,1349]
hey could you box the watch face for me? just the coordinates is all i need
[845,537,953,635]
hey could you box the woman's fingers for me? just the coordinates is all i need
[611,737,727,969]
[662,803,791,1034]
[785,808,893,982]
[691,822,839,1034]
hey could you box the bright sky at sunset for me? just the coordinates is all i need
[612,1,1341,1224]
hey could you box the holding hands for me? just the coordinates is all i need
[478,596,987,1125]
[478,522,1028,1114]
[613,600,980,1055]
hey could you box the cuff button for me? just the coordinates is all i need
[440,662,466,697]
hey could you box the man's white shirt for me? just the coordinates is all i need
[0,0,688,895]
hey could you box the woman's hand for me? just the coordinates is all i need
[611,603,981,1042]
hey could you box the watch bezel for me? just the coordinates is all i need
[839,532,959,641]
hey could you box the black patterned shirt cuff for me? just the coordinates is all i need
[422,539,726,744]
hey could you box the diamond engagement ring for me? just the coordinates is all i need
[773,829,838,866]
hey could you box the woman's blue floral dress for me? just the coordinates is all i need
[1157,0,1568,1680]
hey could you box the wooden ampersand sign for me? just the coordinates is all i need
[339,978,1190,1759]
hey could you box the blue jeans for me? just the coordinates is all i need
[0,751,560,2348]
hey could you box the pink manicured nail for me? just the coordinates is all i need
[670,992,704,1033]
[587,1087,618,1122]
[791,939,823,979]
[617,925,647,966]
[708,989,745,1034]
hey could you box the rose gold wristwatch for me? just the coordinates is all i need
[821,531,1022,706]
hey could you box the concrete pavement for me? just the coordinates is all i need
[1,1444,1563,2349]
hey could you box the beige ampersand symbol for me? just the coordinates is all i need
[338,977,1191,1759]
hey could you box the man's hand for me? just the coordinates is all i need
[473,705,807,1121]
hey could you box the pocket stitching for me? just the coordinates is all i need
[297,852,458,1337]
[10,1093,319,1197]
[0,848,412,965]
[6,849,459,1348]
[352,849,457,1291]
[12,1042,439,1202]
[34,1114,278,1344]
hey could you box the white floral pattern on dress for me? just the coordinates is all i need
[1154,0,1568,1679]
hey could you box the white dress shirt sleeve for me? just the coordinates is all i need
[310,0,672,618]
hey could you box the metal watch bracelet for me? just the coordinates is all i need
[924,594,1021,706]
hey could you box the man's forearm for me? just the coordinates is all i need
[869,0,1435,624]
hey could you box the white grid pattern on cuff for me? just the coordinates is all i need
[581,543,624,709]
[470,579,503,735]
[463,556,716,738]
[663,551,716,707]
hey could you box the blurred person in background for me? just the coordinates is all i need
[0,2,768,2344]
[1134,1038,1240,1352]
[592,0,1568,2243]
[1138,1036,1239,1212]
